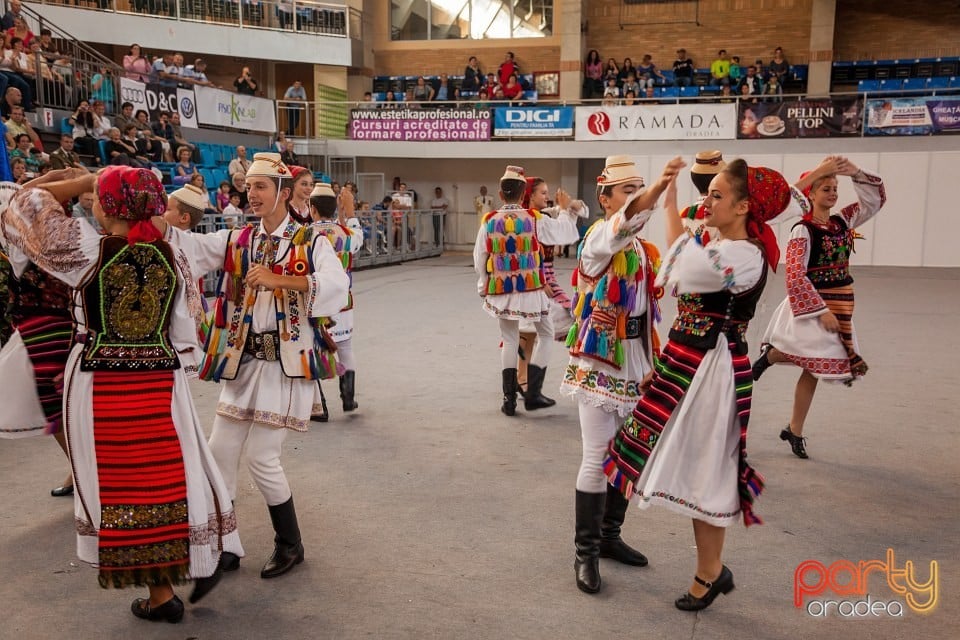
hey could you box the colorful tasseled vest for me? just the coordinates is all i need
[199,221,338,382]
[481,206,543,296]
[565,223,663,369]
[681,199,712,245]
[795,218,855,289]
[314,220,354,311]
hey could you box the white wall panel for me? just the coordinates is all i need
[921,153,960,266]
[873,153,926,266]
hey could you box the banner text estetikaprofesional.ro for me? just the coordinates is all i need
[351,108,491,120]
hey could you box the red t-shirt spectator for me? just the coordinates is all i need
[498,56,517,87]
[501,78,522,99]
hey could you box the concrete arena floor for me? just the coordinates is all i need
[0,256,957,640]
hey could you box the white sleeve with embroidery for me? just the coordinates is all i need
[840,169,886,229]
[535,209,579,246]
[166,225,232,275]
[306,236,350,317]
[785,224,826,318]
[665,238,764,295]
[473,223,489,292]
[0,188,101,288]
[579,194,656,278]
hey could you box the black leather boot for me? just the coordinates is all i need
[261,497,305,579]
[311,382,329,422]
[501,368,518,416]
[524,365,556,410]
[599,483,649,566]
[574,490,606,594]
[339,370,358,412]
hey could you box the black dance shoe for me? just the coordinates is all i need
[675,566,735,611]
[130,595,185,623]
[780,427,809,459]
[751,345,773,381]
[188,563,224,604]
[219,551,241,572]
[50,484,74,497]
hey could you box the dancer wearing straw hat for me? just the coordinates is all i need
[156,152,349,580]
[562,155,685,594]
[474,164,579,416]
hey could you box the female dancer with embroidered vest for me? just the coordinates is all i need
[158,153,349,580]
[308,181,363,421]
[0,167,243,622]
[516,176,585,396]
[605,160,795,610]
[752,156,886,458]
[562,155,685,594]
[474,165,579,415]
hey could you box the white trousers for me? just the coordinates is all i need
[337,337,356,371]
[498,316,553,369]
[209,415,292,506]
[576,403,621,492]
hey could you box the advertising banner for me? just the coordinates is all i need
[194,86,277,132]
[349,107,492,141]
[493,106,574,137]
[176,87,198,128]
[575,104,737,141]
[118,77,179,120]
[737,98,864,139]
[865,96,960,136]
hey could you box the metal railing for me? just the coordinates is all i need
[27,0,356,38]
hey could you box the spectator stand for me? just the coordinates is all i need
[833,56,960,93]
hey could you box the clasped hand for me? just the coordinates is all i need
[246,264,278,290]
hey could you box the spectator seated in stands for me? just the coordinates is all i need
[762,75,783,101]
[602,77,620,100]
[68,99,101,161]
[768,47,790,85]
[215,180,231,212]
[740,82,759,104]
[4,104,39,150]
[222,191,244,229]
[169,111,198,161]
[711,49,731,86]
[475,88,491,109]
[729,56,742,88]
[412,76,434,103]
[228,145,251,179]
[0,47,32,111]
[230,171,248,209]
[636,54,666,89]
[121,123,156,168]
[618,58,637,87]
[36,29,61,63]
[1,0,23,31]
[173,145,197,185]
[26,39,68,109]
[189,172,211,206]
[502,73,523,102]
[6,15,33,49]
[123,43,151,82]
[379,90,398,108]
[742,65,763,96]
[9,133,40,174]
[433,74,451,102]
[152,110,176,152]
[280,139,299,166]
[462,56,482,92]
[105,126,145,167]
[49,133,87,171]
[623,90,638,106]
[9,155,27,183]
[132,108,165,161]
[482,72,499,93]
[360,91,375,108]
[92,101,112,140]
[113,101,137,133]
[621,72,641,100]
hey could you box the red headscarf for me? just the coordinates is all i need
[521,176,540,209]
[287,165,309,180]
[744,166,791,271]
[96,166,166,245]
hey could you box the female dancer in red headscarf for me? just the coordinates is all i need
[1,167,242,623]
[604,159,798,610]
[751,156,886,458]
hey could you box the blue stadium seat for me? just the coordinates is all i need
[679,85,699,98]
[97,139,109,167]
[858,79,881,92]
[901,77,927,92]
[928,76,952,89]
[61,117,72,135]
[660,86,679,98]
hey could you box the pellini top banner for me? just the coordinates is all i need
[575,104,737,141]
[493,106,574,137]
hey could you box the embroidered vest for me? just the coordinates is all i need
[79,236,179,371]
[794,218,854,289]
[565,224,662,369]
[481,206,543,295]
[668,258,767,356]
[9,261,73,323]
[200,222,338,382]
[314,220,354,311]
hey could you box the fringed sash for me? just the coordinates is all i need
[93,369,190,588]
[604,340,765,527]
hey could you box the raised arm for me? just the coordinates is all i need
[836,159,885,228]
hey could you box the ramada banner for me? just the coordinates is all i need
[738,97,864,138]
[575,104,737,141]
[350,107,492,141]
